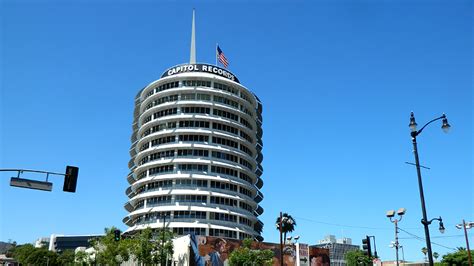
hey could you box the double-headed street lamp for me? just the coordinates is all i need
[456,220,474,266]
[387,208,406,266]
[409,112,450,266]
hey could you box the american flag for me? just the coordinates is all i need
[217,45,229,68]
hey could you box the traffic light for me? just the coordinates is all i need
[362,236,372,257]
[63,166,79,192]
[114,229,121,241]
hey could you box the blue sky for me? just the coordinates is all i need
[1,0,472,262]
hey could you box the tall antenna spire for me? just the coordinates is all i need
[189,9,196,64]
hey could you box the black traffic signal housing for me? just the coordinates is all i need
[362,236,372,257]
[63,166,79,192]
[114,229,121,241]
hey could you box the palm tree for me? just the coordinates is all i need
[276,213,296,242]
[421,247,428,262]
[433,252,439,261]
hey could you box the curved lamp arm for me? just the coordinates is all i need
[410,113,450,137]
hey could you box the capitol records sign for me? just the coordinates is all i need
[161,64,240,83]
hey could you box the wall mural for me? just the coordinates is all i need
[189,235,330,266]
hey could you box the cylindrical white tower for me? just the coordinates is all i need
[123,63,264,240]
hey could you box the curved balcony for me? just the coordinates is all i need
[127,172,136,185]
[255,177,263,189]
[128,158,135,169]
[123,216,133,227]
[126,186,136,198]
[254,205,264,216]
[254,219,263,234]
[256,152,263,164]
[124,202,133,212]
[254,190,264,203]
[255,165,263,177]
[129,144,137,158]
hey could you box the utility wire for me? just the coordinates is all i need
[399,234,464,239]
[295,216,425,230]
[398,227,456,251]
[295,216,462,231]
[295,216,391,230]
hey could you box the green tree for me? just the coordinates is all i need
[275,213,296,242]
[92,227,133,265]
[228,238,274,266]
[345,249,372,266]
[74,250,89,265]
[129,227,174,265]
[130,227,156,264]
[155,228,174,266]
[25,248,58,265]
[57,249,75,265]
[11,243,36,264]
[442,249,473,265]
[11,244,61,265]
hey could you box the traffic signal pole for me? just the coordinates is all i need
[1,166,79,192]
[368,236,378,258]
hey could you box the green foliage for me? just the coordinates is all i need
[91,227,134,265]
[129,227,174,265]
[155,229,174,265]
[344,249,373,266]
[11,244,59,265]
[442,249,473,265]
[228,238,274,266]
[74,250,89,265]
[26,248,58,265]
[57,249,75,265]
[11,243,36,264]
[92,226,175,265]
[12,226,176,265]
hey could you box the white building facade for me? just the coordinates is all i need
[313,235,360,266]
[123,63,264,241]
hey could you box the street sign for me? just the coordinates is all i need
[10,177,53,191]
[296,243,309,266]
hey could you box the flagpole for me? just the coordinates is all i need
[215,43,218,66]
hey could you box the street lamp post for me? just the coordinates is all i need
[408,112,450,266]
[456,220,474,266]
[387,208,406,266]
[160,213,169,266]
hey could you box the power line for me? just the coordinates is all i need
[295,216,439,231]
[398,227,456,251]
[295,216,391,230]
[399,234,464,239]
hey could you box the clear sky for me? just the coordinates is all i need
[1,0,472,262]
